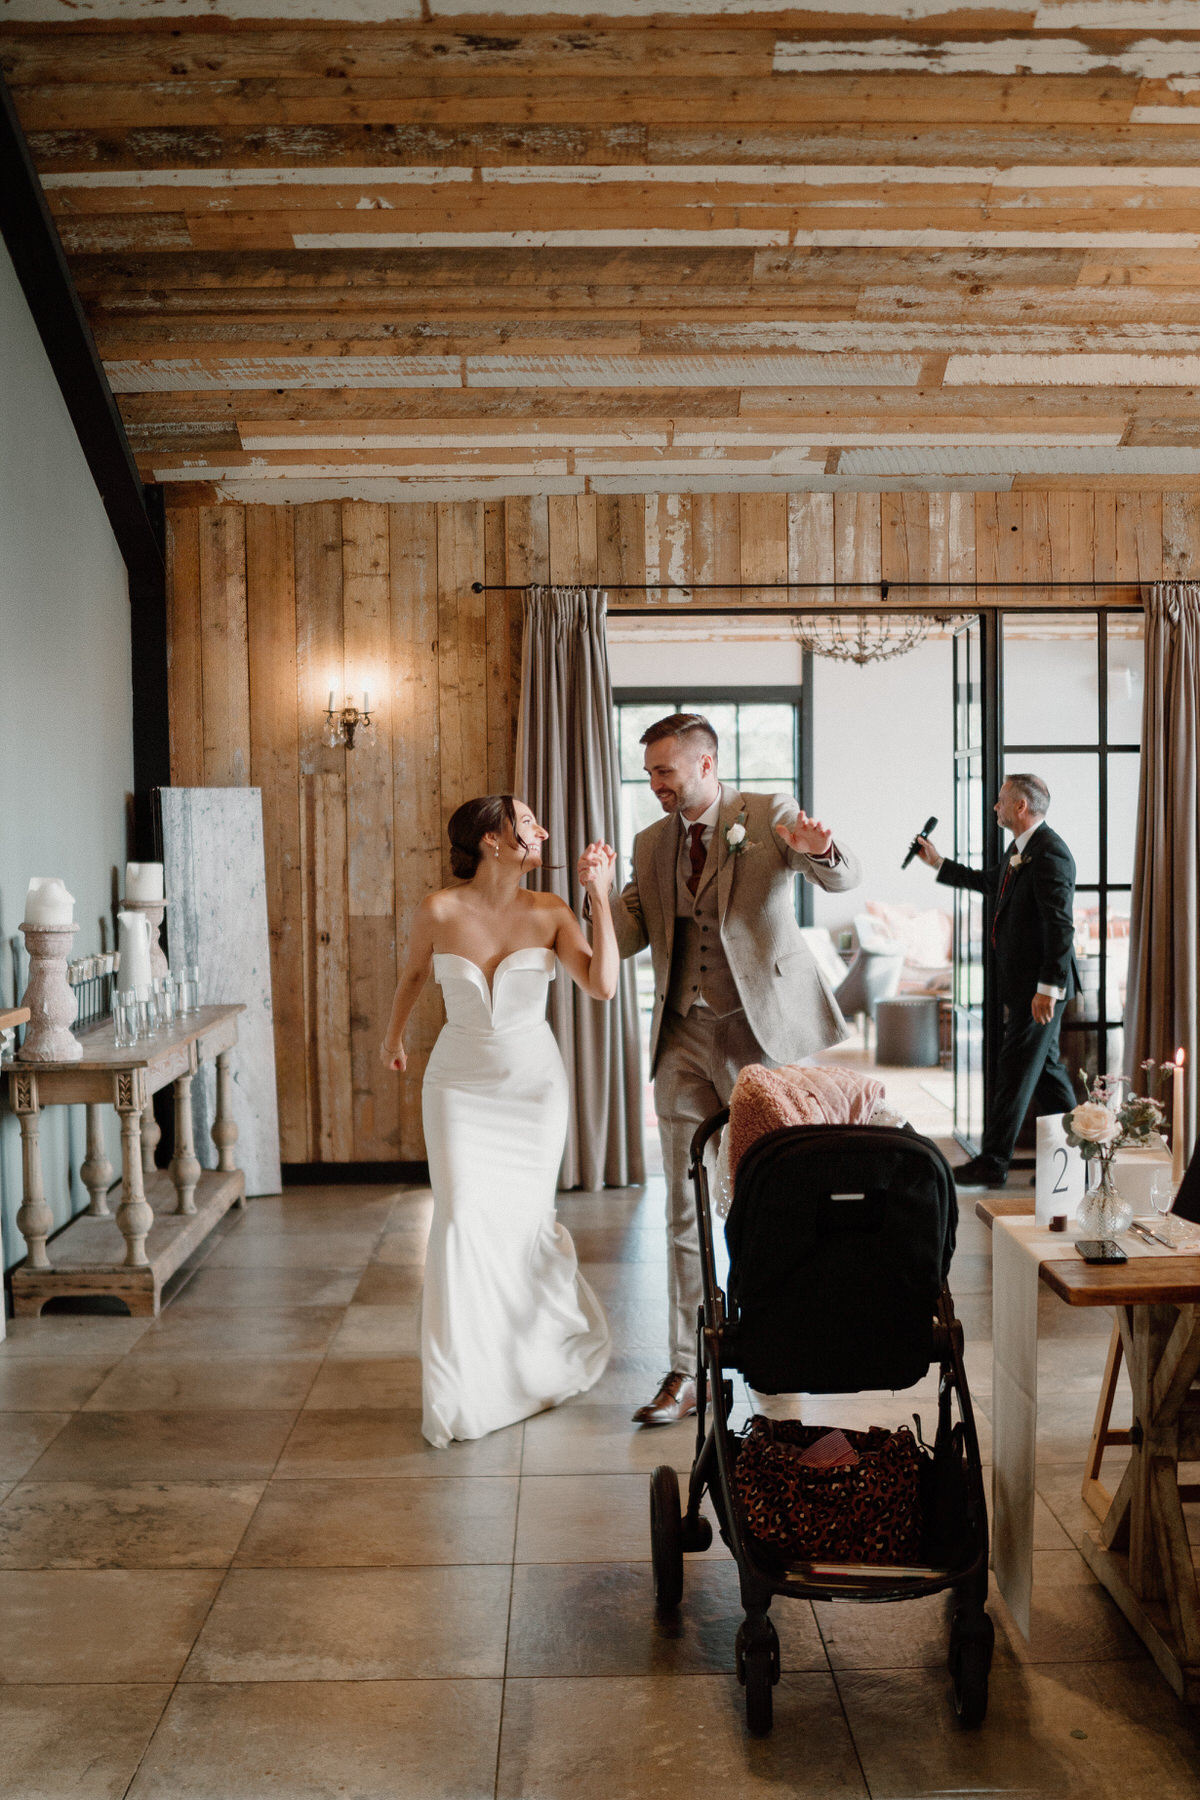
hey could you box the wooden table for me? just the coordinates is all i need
[2,1005,245,1317]
[978,1196,1200,1702]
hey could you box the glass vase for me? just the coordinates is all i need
[1075,1157,1133,1239]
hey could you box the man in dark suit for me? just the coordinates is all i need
[915,773,1079,1188]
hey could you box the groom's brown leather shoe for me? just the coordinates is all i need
[632,1371,697,1426]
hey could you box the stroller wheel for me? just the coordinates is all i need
[649,1465,684,1611]
[949,1609,994,1727]
[736,1621,779,1737]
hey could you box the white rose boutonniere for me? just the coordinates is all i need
[725,819,750,857]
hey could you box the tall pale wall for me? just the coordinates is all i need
[0,239,133,1274]
[164,488,1200,1165]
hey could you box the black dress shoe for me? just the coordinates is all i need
[953,1156,1008,1189]
[632,1371,697,1426]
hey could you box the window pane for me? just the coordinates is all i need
[693,703,738,764]
[1107,616,1145,746]
[618,704,667,780]
[1003,614,1098,745]
[1106,898,1132,1025]
[739,777,789,797]
[1003,750,1099,883]
[737,705,794,779]
[1106,752,1140,886]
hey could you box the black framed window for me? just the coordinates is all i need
[1000,610,1143,1096]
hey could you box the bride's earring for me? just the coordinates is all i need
[494,841,500,859]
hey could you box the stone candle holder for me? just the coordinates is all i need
[121,895,169,983]
[17,921,83,1062]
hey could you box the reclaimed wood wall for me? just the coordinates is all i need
[165,486,1200,1165]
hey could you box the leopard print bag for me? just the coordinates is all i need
[730,1416,924,1566]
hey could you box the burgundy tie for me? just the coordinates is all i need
[686,822,706,896]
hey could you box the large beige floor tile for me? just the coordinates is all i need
[234,1475,518,1566]
[127,1679,502,1800]
[496,1673,868,1799]
[0,1414,69,1480]
[183,1564,510,1680]
[576,1259,664,1304]
[301,1356,423,1410]
[507,1559,828,1677]
[127,1307,343,1359]
[995,1549,1146,1666]
[175,1265,361,1309]
[0,1317,153,1358]
[204,1231,381,1270]
[0,1481,263,1569]
[82,1356,321,1411]
[521,1401,702,1476]
[372,1225,432,1266]
[229,1195,394,1234]
[352,1261,424,1305]
[838,1660,1200,1799]
[324,1302,421,1357]
[29,1410,297,1481]
[0,1684,170,1800]
[0,1569,221,1681]
[515,1473,726,1564]
[569,1226,666,1265]
[277,1408,523,1477]
[0,1358,116,1411]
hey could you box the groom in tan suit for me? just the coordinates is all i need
[599,712,862,1425]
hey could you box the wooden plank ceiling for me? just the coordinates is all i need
[6,0,1200,502]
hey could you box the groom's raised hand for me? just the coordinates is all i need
[776,810,834,858]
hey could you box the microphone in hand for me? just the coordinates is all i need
[902,816,938,870]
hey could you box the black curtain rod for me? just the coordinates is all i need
[470,579,1136,595]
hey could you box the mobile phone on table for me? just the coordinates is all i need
[1075,1239,1128,1264]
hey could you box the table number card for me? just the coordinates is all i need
[1035,1114,1084,1225]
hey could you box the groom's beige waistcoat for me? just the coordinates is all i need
[613,785,862,1074]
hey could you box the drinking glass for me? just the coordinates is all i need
[180,964,201,1014]
[155,974,177,1027]
[112,991,139,1049]
[1150,1170,1176,1221]
[136,985,159,1039]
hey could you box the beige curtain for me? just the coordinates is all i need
[516,585,645,1190]
[1126,582,1199,1162]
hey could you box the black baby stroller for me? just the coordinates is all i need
[648,1110,992,1736]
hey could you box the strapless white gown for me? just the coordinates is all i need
[420,947,611,1448]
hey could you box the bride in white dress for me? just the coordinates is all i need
[381,795,616,1448]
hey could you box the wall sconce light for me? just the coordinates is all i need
[325,691,377,749]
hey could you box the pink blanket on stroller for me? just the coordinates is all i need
[727,1063,886,1180]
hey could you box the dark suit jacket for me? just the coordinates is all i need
[936,821,1079,1006]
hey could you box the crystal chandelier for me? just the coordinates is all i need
[790,606,933,666]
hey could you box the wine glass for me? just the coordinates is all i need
[1150,1171,1175,1217]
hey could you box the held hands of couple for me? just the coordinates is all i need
[775,810,834,858]
[576,841,616,894]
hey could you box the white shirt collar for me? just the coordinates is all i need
[1013,820,1044,855]
[680,792,722,835]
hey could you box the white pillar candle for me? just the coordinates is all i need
[1173,1048,1187,1189]
[24,877,75,925]
[362,691,369,713]
[116,912,153,994]
[125,861,164,902]
[328,689,336,712]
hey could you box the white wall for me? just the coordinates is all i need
[0,237,134,1275]
[607,634,806,689]
[809,637,954,939]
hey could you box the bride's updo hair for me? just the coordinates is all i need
[447,795,520,879]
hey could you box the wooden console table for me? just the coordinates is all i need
[2,1004,246,1317]
[978,1195,1200,1703]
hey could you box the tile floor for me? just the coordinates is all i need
[2,1103,1200,1797]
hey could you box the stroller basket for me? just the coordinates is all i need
[648,1112,992,1737]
